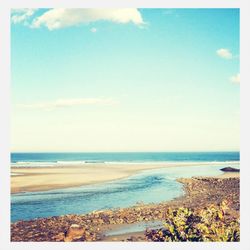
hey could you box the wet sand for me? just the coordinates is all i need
[11,162,235,193]
[219,172,240,178]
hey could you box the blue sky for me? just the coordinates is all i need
[11,8,240,152]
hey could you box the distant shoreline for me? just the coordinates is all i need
[11,161,239,194]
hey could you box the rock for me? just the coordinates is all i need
[53,232,65,241]
[220,167,240,172]
[128,236,137,241]
[64,224,85,242]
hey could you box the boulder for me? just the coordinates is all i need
[64,224,85,242]
[220,167,240,172]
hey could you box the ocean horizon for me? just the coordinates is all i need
[11,151,240,167]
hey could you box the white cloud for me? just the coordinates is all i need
[19,98,118,110]
[11,8,37,24]
[31,8,144,30]
[230,73,240,84]
[216,48,233,59]
[90,27,97,33]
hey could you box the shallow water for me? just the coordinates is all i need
[11,163,239,222]
[104,220,163,237]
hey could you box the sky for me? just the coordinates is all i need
[11,8,240,152]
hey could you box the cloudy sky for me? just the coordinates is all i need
[11,8,239,152]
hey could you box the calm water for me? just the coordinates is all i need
[104,220,163,237]
[11,154,239,222]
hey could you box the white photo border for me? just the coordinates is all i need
[1,1,249,250]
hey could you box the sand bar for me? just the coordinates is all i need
[11,162,239,194]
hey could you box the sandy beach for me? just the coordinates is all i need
[11,162,239,193]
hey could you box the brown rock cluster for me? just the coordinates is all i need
[177,177,240,212]
[11,177,239,242]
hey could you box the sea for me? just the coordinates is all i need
[11,151,240,166]
[11,152,240,222]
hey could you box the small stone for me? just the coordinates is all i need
[64,224,85,242]
[53,232,65,241]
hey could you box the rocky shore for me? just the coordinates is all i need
[11,176,239,242]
